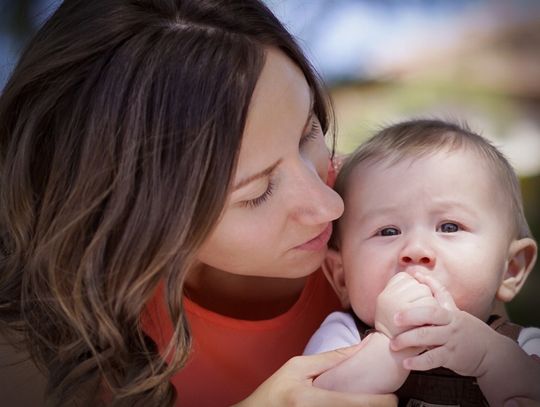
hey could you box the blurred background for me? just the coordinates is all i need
[265,0,540,327]
[1,0,539,326]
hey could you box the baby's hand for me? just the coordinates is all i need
[390,273,492,377]
[314,332,414,394]
[392,273,540,405]
[375,272,438,338]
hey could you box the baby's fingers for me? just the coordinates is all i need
[413,273,456,311]
[385,271,414,289]
[390,325,448,351]
[394,304,451,328]
[402,346,448,371]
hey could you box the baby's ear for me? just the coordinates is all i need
[322,248,350,308]
[497,237,537,303]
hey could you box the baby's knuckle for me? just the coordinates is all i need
[417,326,429,340]
[425,350,437,368]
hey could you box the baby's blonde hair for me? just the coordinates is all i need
[332,119,532,248]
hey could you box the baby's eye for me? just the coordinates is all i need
[377,227,401,237]
[438,222,460,233]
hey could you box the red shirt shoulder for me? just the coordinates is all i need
[143,269,340,406]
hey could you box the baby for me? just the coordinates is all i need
[305,119,540,406]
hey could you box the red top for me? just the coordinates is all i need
[143,269,341,406]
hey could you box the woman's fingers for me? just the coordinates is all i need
[288,347,398,407]
[301,388,398,407]
[291,345,362,378]
[234,347,398,407]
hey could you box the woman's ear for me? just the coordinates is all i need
[497,238,538,303]
[322,248,350,308]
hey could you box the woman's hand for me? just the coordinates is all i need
[314,332,414,395]
[233,346,397,407]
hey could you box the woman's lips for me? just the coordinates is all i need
[294,223,333,251]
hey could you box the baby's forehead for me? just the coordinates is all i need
[346,145,498,182]
[343,148,505,210]
[358,144,482,168]
[340,147,518,232]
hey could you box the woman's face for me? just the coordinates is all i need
[197,48,344,279]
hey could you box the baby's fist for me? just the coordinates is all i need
[375,272,437,338]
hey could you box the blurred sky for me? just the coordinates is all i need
[2,1,540,83]
[265,0,540,81]
[4,1,538,85]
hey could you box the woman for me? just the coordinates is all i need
[0,0,395,406]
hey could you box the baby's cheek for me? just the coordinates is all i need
[451,286,493,319]
[350,290,378,327]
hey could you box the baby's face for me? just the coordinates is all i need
[339,149,515,326]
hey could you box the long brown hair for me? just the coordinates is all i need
[0,0,333,405]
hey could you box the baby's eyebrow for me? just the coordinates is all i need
[357,206,399,219]
[233,159,282,191]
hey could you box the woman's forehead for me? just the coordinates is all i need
[235,48,312,178]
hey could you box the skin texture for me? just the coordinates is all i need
[317,148,538,403]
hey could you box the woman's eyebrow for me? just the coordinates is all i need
[233,159,282,191]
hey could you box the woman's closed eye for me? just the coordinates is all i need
[241,117,322,210]
[241,179,275,209]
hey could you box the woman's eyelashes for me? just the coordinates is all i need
[241,179,275,209]
[299,118,321,147]
[242,118,321,209]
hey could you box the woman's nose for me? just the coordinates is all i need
[289,161,344,225]
[399,238,436,268]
